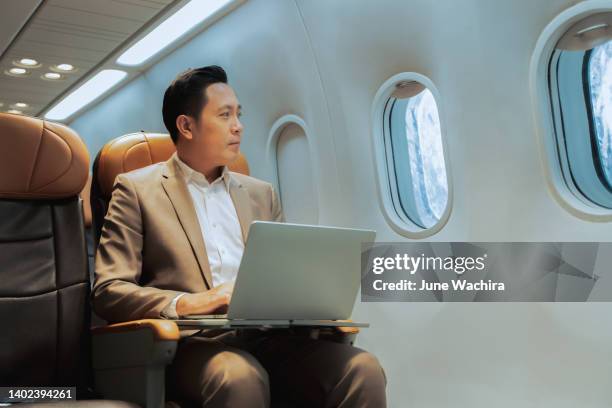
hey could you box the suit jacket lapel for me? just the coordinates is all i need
[161,157,213,289]
[229,176,254,242]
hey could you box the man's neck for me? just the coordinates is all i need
[177,152,223,183]
[203,166,223,184]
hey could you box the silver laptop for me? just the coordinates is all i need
[184,221,375,324]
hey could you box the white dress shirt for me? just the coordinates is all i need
[162,155,244,318]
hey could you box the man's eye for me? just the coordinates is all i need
[220,112,230,118]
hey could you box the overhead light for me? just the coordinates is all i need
[13,58,41,69]
[50,63,77,73]
[55,63,74,71]
[43,72,62,80]
[7,109,22,115]
[8,67,27,75]
[19,58,38,66]
[116,0,232,66]
[14,102,28,108]
[45,69,127,121]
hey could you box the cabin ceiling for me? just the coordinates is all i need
[0,0,176,116]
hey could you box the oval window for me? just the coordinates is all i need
[549,12,612,208]
[384,80,449,229]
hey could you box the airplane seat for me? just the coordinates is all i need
[90,132,249,249]
[0,112,141,407]
[89,132,249,407]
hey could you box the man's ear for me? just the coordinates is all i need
[176,114,194,141]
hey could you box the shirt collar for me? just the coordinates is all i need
[174,153,231,189]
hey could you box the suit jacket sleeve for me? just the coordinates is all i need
[270,184,285,222]
[92,173,183,322]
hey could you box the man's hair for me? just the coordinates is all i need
[162,65,228,143]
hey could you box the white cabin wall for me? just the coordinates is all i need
[67,0,612,406]
[295,1,612,407]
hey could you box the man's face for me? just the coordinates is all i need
[187,82,242,167]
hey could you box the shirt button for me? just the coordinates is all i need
[212,223,217,228]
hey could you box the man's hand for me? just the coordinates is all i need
[176,281,235,316]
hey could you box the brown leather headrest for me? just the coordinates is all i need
[0,113,89,199]
[229,151,250,177]
[96,132,175,199]
[96,132,250,199]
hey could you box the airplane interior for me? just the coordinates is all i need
[2,0,612,407]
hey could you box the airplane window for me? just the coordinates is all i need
[587,41,612,189]
[549,13,612,209]
[385,86,448,229]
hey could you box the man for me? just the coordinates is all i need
[93,66,386,407]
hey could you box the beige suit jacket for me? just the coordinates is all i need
[92,154,284,323]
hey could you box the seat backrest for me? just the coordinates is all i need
[0,113,91,390]
[91,132,250,249]
[80,174,93,229]
[80,174,97,287]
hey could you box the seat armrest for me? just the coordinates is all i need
[92,319,180,341]
[91,319,179,408]
[314,321,360,345]
[333,321,360,345]
[335,319,360,336]
[336,326,360,335]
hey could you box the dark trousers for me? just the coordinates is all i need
[167,329,387,408]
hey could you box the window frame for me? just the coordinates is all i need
[266,114,321,224]
[530,0,612,221]
[371,72,452,238]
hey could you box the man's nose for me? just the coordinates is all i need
[233,117,243,134]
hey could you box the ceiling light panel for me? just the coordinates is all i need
[117,0,233,66]
[45,69,127,121]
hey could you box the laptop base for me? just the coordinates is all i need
[174,319,369,329]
